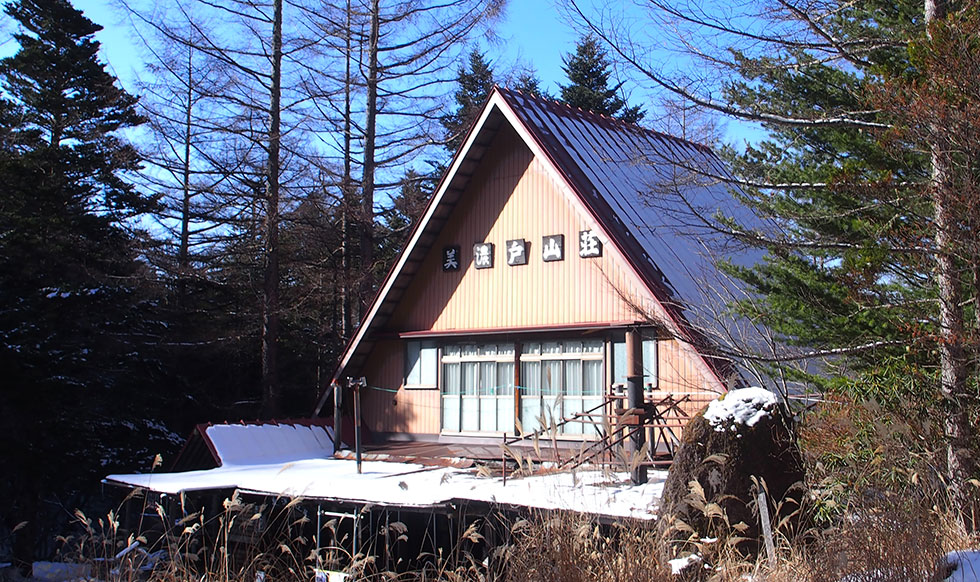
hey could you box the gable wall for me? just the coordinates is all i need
[360,339,441,435]
[387,124,662,332]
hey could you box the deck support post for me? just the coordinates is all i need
[626,328,647,484]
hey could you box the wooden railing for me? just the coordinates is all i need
[499,391,698,481]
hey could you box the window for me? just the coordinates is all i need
[441,343,515,433]
[520,339,604,434]
[405,340,438,388]
[611,331,658,389]
[435,335,645,436]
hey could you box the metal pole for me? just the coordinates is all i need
[315,503,321,570]
[353,508,360,557]
[513,341,521,435]
[333,380,343,453]
[625,328,647,484]
[353,377,364,474]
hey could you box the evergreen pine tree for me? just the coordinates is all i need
[559,34,643,124]
[442,48,495,153]
[714,1,930,386]
[0,0,168,564]
[513,69,548,99]
[715,1,980,515]
[581,0,980,512]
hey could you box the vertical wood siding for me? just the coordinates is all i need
[387,125,668,332]
[657,337,723,421]
[361,340,441,435]
[361,124,724,436]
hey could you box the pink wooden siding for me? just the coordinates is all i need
[657,337,723,421]
[360,340,441,435]
[386,125,666,333]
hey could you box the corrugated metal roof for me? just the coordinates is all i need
[206,422,335,466]
[497,87,763,329]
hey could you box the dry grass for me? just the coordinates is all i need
[49,484,974,582]
[56,489,317,582]
[40,399,980,581]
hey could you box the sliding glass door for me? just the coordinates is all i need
[519,340,604,434]
[438,336,647,436]
[441,344,515,433]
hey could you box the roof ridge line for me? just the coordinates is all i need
[496,84,715,154]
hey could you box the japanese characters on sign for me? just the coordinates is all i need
[448,230,601,271]
[542,234,564,262]
[506,239,528,266]
[579,229,602,258]
[473,242,494,269]
[442,246,460,271]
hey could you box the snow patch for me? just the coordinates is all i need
[668,553,702,575]
[206,423,335,465]
[106,462,667,521]
[944,550,980,582]
[704,387,776,432]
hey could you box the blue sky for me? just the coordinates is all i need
[73,0,593,96]
[20,0,759,147]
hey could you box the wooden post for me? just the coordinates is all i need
[757,485,776,568]
[625,329,647,484]
[502,432,507,485]
[333,380,343,453]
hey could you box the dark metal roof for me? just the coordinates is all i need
[496,87,763,329]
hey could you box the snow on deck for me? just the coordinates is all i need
[106,460,666,520]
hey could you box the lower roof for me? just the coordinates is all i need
[105,459,666,520]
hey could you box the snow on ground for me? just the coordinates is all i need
[944,550,980,582]
[703,387,776,432]
[106,460,666,520]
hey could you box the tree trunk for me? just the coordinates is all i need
[261,0,283,417]
[341,0,353,337]
[358,0,380,316]
[926,0,976,519]
[933,147,974,510]
[178,44,193,300]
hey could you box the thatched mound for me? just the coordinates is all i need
[658,388,806,557]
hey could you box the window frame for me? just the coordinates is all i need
[422,330,658,436]
[404,339,439,389]
[610,330,659,390]
[519,339,605,434]
[440,342,517,434]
